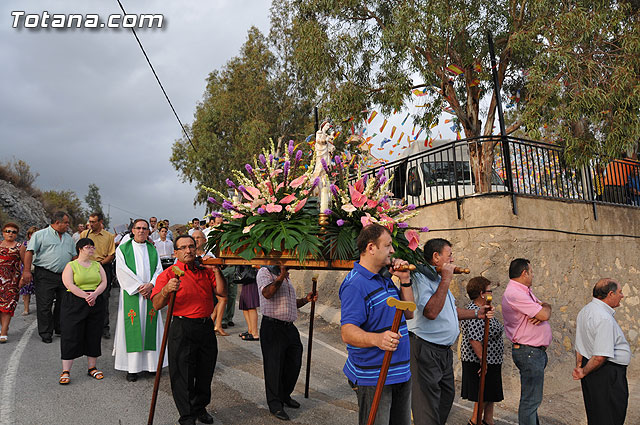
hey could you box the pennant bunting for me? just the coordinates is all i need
[412,88,429,97]
[367,110,378,123]
[380,119,388,132]
[414,128,423,140]
[474,62,482,73]
[469,79,480,87]
[412,124,416,135]
[447,64,464,75]
[397,132,404,144]
[401,113,410,126]
[390,126,396,138]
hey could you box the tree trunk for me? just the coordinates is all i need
[469,139,495,193]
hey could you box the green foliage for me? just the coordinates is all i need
[171,26,316,205]
[0,159,41,199]
[84,183,109,228]
[41,190,87,226]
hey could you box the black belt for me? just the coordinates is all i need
[513,343,547,351]
[409,332,452,350]
[175,316,211,324]
[34,265,62,275]
[262,315,294,327]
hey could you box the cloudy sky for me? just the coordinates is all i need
[1,0,271,229]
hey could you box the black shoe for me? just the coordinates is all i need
[227,321,235,327]
[197,412,214,424]
[102,329,111,339]
[271,410,290,421]
[126,372,138,382]
[221,323,228,329]
[284,398,300,409]
[41,337,53,343]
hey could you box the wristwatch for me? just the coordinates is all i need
[400,281,412,287]
[474,309,479,318]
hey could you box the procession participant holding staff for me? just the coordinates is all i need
[257,264,317,422]
[339,223,414,425]
[58,238,107,384]
[113,218,166,382]
[407,238,493,425]
[460,276,504,425]
[152,234,227,425]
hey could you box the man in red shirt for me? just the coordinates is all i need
[152,235,227,425]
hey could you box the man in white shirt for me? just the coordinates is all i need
[188,218,201,236]
[573,278,630,425]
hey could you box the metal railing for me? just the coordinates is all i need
[360,136,640,215]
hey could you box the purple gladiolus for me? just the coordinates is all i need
[380,195,388,203]
[210,211,222,217]
[257,207,266,214]
[283,161,290,174]
[376,167,386,178]
[407,204,416,210]
[288,140,294,155]
[321,158,329,173]
[245,164,254,174]
[310,177,320,190]
[334,155,342,168]
[207,197,220,205]
[295,149,302,164]
[226,178,236,188]
[420,226,430,232]
[398,222,409,228]
[323,209,333,215]
[379,176,387,184]
[222,200,234,210]
[336,219,345,226]
[259,154,267,165]
[269,154,274,165]
[330,184,339,197]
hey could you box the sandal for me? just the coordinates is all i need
[241,334,259,341]
[87,367,104,380]
[59,371,70,385]
[0,335,7,343]
[215,328,230,336]
[239,331,250,338]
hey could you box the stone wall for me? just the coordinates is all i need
[0,179,49,239]
[291,194,640,398]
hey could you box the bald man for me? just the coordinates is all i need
[574,279,630,425]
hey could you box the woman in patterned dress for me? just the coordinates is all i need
[0,222,26,343]
[460,276,504,425]
[19,226,38,315]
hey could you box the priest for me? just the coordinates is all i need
[113,218,167,382]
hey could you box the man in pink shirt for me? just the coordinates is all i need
[502,258,552,425]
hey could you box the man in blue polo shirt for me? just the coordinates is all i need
[408,238,493,425]
[340,224,415,425]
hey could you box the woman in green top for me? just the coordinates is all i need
[59,238,107,385]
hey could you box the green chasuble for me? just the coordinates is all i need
[119,239,159,352]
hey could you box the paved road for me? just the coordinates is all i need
[0,294,526,425]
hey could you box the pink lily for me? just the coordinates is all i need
[265,203,283,213]
[341,204,356,213]
[379,214,394,232]
[232,213,244,219]
[405,230,420,251]
[242,224,255,234]
[275,182,285,193]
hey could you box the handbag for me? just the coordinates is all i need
[234,265,258,284]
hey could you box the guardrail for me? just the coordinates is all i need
[360,136,640,218]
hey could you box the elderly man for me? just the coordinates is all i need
[152,235,227,425]
[257,264,317,421]
[573,279,630,425]
[113,218,166,382]
[23,211,76,343]
[340,224,414,425]
[82,212,115,339]
[502,258,552,425]
[407,238,493,425]
[72,223,85,243]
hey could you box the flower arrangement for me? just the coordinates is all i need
[204,140,323,263]
[322,157,429,264]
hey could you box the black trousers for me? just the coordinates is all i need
[100,263,113,332]
[60,291,105,360]
[168,316,218,425]
[34,266,65,339]
[581,357,628,425]
[259,316,303,413]
[409,333,455,425]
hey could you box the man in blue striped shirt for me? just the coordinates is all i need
[340,224,415,425]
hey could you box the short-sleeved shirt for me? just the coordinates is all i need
[82,229,115,263]
[27,226,76,273]
[152,260,217,318]
[339,262,411,386]
[460,301,504,364]
[407,266,459,346]
[575,298,630,366]
[154,239,174,259]
[502,279,552,347]
[256,267,298,322]
[69,260,101,291]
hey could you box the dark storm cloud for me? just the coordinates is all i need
[1,0,271,228]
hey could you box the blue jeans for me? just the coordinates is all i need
[512,345,547,425]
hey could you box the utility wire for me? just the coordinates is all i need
[426,224,640,239]
[116,0,197,152]
[106,203,145,218]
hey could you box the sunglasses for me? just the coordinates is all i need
[3,230,18,234]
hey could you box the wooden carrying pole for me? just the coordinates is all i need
[304,275,319,398]
[476,293,493,425]
[148,267,183,425]
[366,298,416,425]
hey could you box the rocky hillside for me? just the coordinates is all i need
[0,179,49,240]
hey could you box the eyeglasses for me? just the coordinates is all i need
[175,245,196,251]
[133,227,149,231]
[483,289,493,293]
[3,230,18,234]
[83,245,96,249]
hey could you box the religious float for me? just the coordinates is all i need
[200,123,430,270]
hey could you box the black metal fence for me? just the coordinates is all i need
[361,136,640,215]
